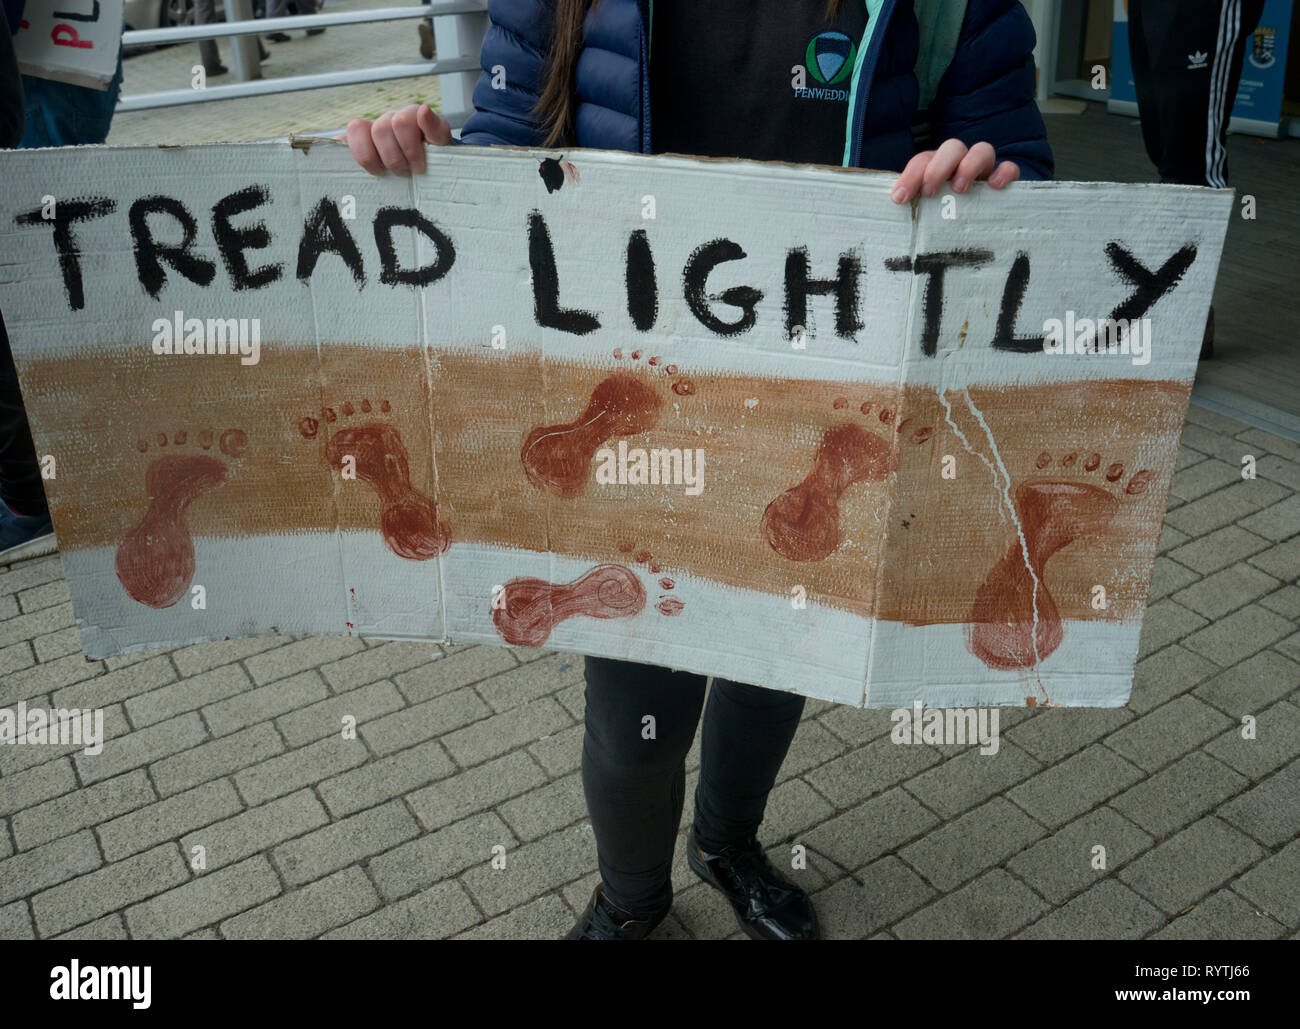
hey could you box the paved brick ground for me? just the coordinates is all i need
[0,405,1296,939]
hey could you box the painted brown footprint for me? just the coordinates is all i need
[116,428,249,609]
[494,564,646,646]
[617,540,685,616]
[966,451,1157,670]
[762,399,935,562]
[299,398,450,560]
[520,350,695,498]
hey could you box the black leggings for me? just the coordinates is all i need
[0,311,48,518]
[581,655,805,917]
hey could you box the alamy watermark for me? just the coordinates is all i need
[1042,312,1151,366]
[151,309,261,366]
[595,441,705,496]
[891,701,999,755]
[0,703,104,755]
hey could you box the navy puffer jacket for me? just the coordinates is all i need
[460,0,1053,180]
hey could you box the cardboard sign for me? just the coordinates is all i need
[14,0,124,89]
[0,141,1232,708]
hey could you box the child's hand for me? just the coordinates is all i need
[346,103,452,176]
[891,139,1020,203]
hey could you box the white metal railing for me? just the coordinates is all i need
[118,0,489,126]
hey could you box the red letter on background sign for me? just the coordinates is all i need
[52,24,94,48]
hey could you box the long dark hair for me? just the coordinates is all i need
[536,0,845,146]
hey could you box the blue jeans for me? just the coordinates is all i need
[19,45,123,147]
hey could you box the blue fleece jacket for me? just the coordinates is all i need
[459,0,1053,180]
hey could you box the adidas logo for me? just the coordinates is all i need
[1188,50,1209,69]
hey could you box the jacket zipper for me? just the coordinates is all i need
[844,0,895,167]
[641,0,653,153]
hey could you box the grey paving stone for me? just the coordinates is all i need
[761,776,837,841]
[1157,522,1190,555]
[0,653,103,705]
[0,704,129,777]
[497,771,588,842]
[32,844,188,937]
[1217,759,1300,847]
[180,789,328,871]
[1104,695,1234,773]
[475,653,585,712]
[201,669,329,738]
[1204,700,1300,779]
[272,799,420,887]
[1231,839,1300,927]
[1007,745,1144,829]
[51,655,176,710]
[243,637,364,686]
[233,734,369,806]
[893,869,1049,940]
[1248,535,1300,581]
[1147,556,1201,602]
[1184,404,1247,436]
[221,866,381,939]
[1173,564,1281,620]
[0,821,10,859]
[1163,479,1288,537]
[1260,584,1300,620]
[12,770,155,851]
[1130,644,1221,714]
[370,812,513,901]
[1169,459,1242,503]
[1138,600,1208,659]
[1236,427,1300,462]
[453,892,574,940]
[316,738,457,818]
[1006,706,1133,764]
[33,628,82,662]
[170,636,288,678]
[1151,888,1288,940]
[1280,632,1300,664]
[18,580,70,613]
[1006,806,1152,904]
[440,697,571,768]
[125,663,252,728]
[392,645,518,703]
[150,722,283,797]
[1255,453,1300,491]
[273,679,405,748]
[554,681,584,721]
[125,856,281,940]
[0,603,75,649]
[320,641,440,692]
[813,856,936,939]
[1183,604,1297,667]
[0,900,33,940]
[0,830,102,906]
[527,722,584,777]
[0,758,77,818]
[1239,495,1300,542]
[815,704,896,744]
[0,640,34,677]
[803,788,939,871]
[899,797,1046,892]
[1119,817,1265,914]
[74,711,208,785]
[1170,525,1271,574]
[805,732,942,808]
[461,825,599,917]
[407,749,547,831]
[323,880,479,940]
[53,914,129,941]
[360,687,490,757]
[1016,879,1165,940]
[1194,649,1300,716]
[0,556,65,596]
[1110,752,1248,838]
[98,780,244,862]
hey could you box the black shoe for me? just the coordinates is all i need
[267,32,291,42]
[204,63,229,77]
[1200,305,1215,360]
[687,829,819,940]
[565,884,669,940]
[306,27,326,36]
[418,21,434,59]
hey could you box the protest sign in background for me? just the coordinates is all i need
[0,141,1232,707]
[13,0,123,89]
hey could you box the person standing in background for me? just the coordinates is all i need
[1127,0,1267,357]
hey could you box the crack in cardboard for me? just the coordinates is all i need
[961,387,1049,700]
